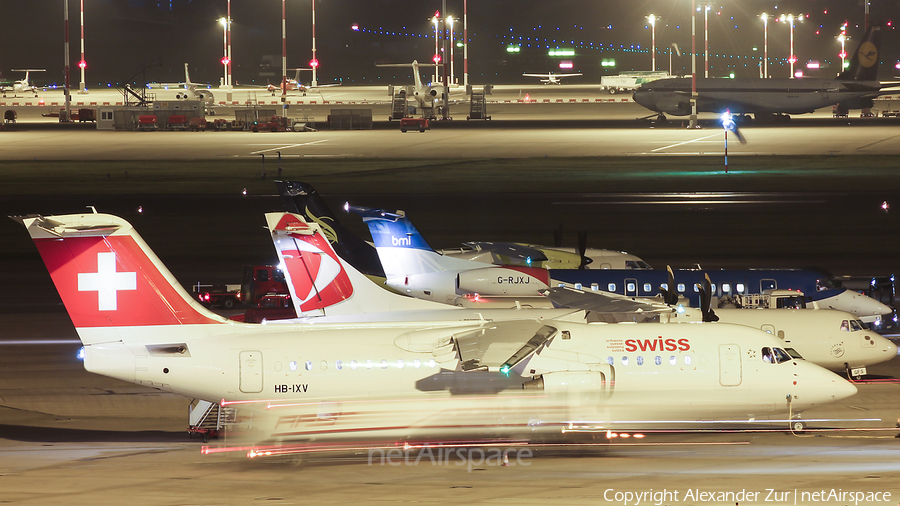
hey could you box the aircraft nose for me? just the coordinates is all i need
[795,361,858,406]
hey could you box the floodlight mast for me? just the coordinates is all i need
[689,0,698,128]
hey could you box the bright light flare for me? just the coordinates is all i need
[559,61,574,69]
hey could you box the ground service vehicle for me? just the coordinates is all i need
[194,265,288,309]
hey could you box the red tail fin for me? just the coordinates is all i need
[21,213,222,328]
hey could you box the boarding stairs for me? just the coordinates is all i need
[188,399,236,442]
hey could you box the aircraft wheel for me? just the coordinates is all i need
[419,128,425,133]
[609,88,617,94]
[400,129,407,133]
[791,420,805,432]
[202,432,210,443]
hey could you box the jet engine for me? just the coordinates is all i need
[456,267,550,296]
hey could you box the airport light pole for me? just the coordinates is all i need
[281,0,287,111]
[780,14,797,78]
[78,0,87,94]
[63,0,71,122]
[838,22,848,72]
[689,0,698,128]
[463,0,468,88]
[760,13,768,79]
[311,0,317,87]
[227,0,232,88]
[448,16,454,85]
[219,17,229,88]
[647,14,657,71]
[703,4,710,78]
[432,14,439,83]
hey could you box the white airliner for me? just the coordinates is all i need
[522,72,582,85]
[551,285,897,377]
[155,63,215,104]
[1,69,44,98]
[376,60,464,116]
[347,205,553,306]
[17,211,857,445]
[633,24,892,121]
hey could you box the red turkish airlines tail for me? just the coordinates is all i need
[18,212,225,332]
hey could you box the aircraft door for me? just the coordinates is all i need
[239,350,264,393]
[718,344,742,387]
[625,278,638,297]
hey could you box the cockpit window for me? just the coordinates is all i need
[816,278,834,291]
[784,348,804,360]
[850,320,865,331]
[761,347,793,364]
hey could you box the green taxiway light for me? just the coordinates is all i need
[506,46,521,53]
[548,49,575,57]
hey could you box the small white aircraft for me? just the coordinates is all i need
[1,69,44,97]
[522,72,582,85]
[17,210,857,448]
[376,60,466,117]
[266,68,340,96]
[155,63,214,104]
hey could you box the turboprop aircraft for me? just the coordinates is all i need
[550,282,897,378]
[17,210,857,445]
[522,72,582,85]
[632,24,894,121]
[550,267,893,327]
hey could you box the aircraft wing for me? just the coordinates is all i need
[543,286,673,321]
[522,73,551,78]
[397,320,559,372]
[461,241,549,263]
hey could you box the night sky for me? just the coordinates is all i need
[1,0,897,87]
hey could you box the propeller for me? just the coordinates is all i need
[553,223,564,248]
[698,273,720,322]
[659,265,680,306]
[576,230,591,269]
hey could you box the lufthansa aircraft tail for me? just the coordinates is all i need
[838,24,881,81]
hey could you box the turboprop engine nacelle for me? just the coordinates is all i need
[456,267,550,296]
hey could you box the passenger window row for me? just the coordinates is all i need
[608,355,693,366]
[287,358,439,371]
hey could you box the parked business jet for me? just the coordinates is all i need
[376,60,466,116]
[159,63,215,104]
[1,69,44,98]
[522,72,582,85]
[17,210,857,445]
[633,24,891,121]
